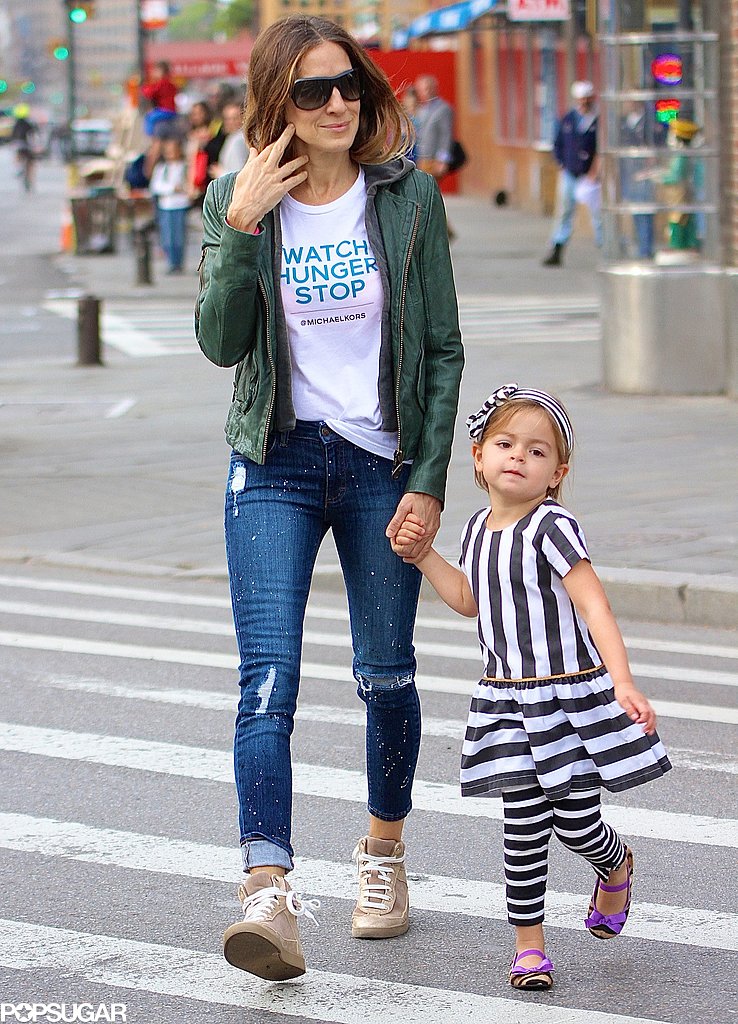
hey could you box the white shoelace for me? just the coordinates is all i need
[352,844,405,911]
[241,886,320,926]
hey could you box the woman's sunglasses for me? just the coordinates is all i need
[290,68,363,111]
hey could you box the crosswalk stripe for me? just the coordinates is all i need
[0,919,668,1024]
[44,296,599,358]
[0,722,734,847]
[456,296,599,310]
[45,679,738,775]
[0,602,734,689]
[2,630,735,725]
[0,812,732,951]
[2,575,735,661]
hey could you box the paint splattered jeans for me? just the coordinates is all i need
[225,421,423,873]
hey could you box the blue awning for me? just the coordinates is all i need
[392,0,500,49]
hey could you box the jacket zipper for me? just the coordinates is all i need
[258,275,277,462]
[392,205,420,478]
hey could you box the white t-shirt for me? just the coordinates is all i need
[149,160,190,210]
[279,169,396,460]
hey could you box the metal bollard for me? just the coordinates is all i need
[133,220,154,286]
[77,294,102,366]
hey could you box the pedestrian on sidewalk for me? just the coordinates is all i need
[141,60,179,139]
[148,137,190,273]
[195,14,463,982]
[414,74,456,238]
[391,383,671,991]
[209,102,249,178]
[543,81,601,266]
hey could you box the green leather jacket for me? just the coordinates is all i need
[195,157,463,504]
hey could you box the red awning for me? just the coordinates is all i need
[146,36,254,80]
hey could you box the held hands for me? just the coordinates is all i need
[387,489,441,562]
[389,512,427,562]
[614,683,657,735]
[226,124,308,233]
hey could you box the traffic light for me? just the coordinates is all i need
[0,80,7,94]
[54,45,70,60]
[65,1,96,23]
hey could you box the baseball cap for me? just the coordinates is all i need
[571,80,594,99]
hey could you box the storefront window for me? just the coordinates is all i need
[532,28,558,146]
[469,26,484,113]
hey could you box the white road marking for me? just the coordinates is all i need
[105,397,137,419]
[1,630,736,725]
[0,722,734,848]
[43,300,174,357]
[0,601,734,689]
[0,919,669,1024]
[0,574,735,661]
[0,398,137,420]
[44,678,738,774]
[0,812,733,951]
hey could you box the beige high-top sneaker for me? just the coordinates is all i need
[351,836,409,938]
[223,871,319,980]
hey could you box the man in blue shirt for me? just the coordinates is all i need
[543,81,601,267]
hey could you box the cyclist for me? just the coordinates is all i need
[12,106,39,192]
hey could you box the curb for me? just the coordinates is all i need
[0,548,736,630]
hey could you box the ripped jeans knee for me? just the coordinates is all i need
[355,667,417,709]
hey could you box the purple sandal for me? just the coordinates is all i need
[585,846,634,939]
[509,948,554,990]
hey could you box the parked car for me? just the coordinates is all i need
[0,109,16,143]
[70,118,113,157]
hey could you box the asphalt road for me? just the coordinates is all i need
[0,561,736,1024]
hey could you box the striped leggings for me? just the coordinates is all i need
[502,784,626,926]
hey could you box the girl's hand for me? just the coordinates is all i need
[615,684,657,735]
[390,513,425,556]
[226,125,308,233]
[386,493,442,560]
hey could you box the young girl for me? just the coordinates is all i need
[148,137,190,274]
[391,383,671,991]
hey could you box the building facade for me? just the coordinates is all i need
[257,0,426,48]
[0,0,138,119]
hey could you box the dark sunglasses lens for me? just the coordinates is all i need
[292,70,361,110]
[337,70,361,101]
[292,79,330,110]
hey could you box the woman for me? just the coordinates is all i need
[196,15,463,981]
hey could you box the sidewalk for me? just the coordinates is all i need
[1,158,736,628]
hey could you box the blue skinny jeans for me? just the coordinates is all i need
[224,421,423,872]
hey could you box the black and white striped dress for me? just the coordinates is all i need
[459,499,671,800]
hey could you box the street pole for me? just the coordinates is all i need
[136,0,147,110]
[66,8,76,162]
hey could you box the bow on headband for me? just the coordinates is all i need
[466,383,574,454]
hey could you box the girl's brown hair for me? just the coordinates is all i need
[243,16,414,164]
[472,399,572,500]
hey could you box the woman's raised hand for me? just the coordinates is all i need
[226,124,309,233]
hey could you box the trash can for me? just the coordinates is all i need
[601,264,726,395]
[70,189,118,255]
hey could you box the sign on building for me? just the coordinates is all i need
[508,0,570,20]
[141,0,168,31]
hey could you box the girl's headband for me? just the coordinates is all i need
[466,383,574,454]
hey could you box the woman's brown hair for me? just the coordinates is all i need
[243,15,414,164]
